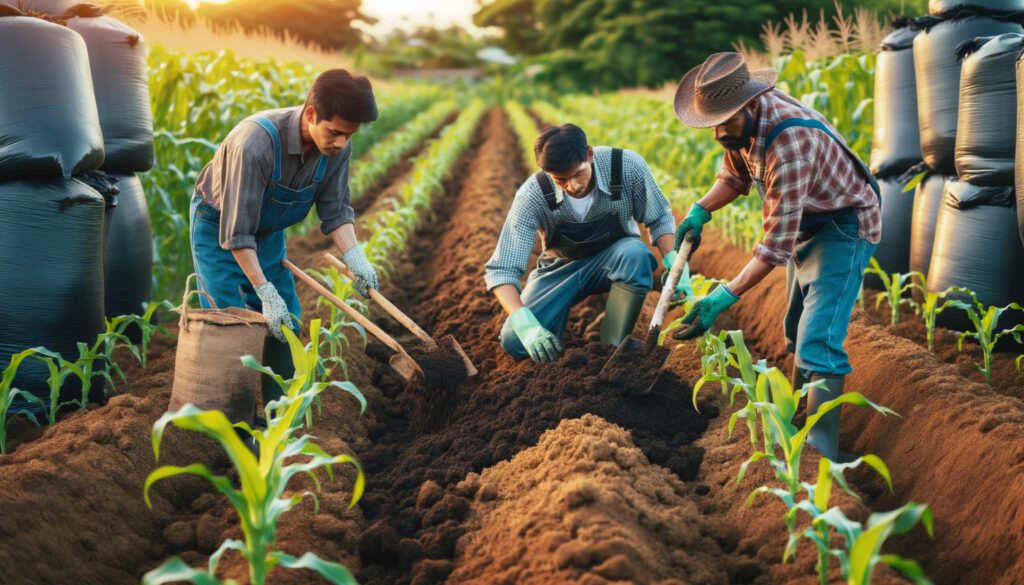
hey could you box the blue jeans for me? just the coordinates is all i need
[785,213,876,376]
[189,193,302,325]
[500,237,656,359]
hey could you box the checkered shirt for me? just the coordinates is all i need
[484,146,675,291]
[716,89,882,266]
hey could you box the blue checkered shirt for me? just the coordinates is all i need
[485,146,675,291]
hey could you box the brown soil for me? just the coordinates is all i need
[447,415,729,585]
[690,229,1024,585]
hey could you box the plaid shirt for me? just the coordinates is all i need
[717,89,882,266]
[485,146,674,291]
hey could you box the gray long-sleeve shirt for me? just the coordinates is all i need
[194,106,356,250]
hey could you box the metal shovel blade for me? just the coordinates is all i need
[599,334,671,396]
[437,334,478,377]
[389,351,425,383]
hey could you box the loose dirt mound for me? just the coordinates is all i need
[448,414,730,585]
[691,230,1024,585]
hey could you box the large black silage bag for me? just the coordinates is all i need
[67,5,155,173]
[914,16,1024,175]
[909,173,951,277]
[954,33,1024,185]
[929,0,1024,16]
[927,180,1024,330]
[104,174,153,319]
[871,25,922,178]
[0,179,107,413]
[0,12,104,180]
[867,176,917,289]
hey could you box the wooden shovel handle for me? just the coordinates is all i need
[282,259,407,356]
[324,252,436,347]
[650,236,695,332]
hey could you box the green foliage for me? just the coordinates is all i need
[865,259,918,327]
[955,292,1024,384]
[477,0,877,89]
[505,100,541,170]
[144,321,364,585]
[912,275,969,353]
[0,349,44,454]
[195,0,372,50]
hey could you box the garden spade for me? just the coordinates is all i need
[599,235,694,395]
[323,253,477,380]
[284,259,426,383]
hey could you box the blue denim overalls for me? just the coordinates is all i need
[752,118,881,376]
[189,116,329,329]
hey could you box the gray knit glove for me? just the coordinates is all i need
[255,281,291,342]
[342,244,378,298]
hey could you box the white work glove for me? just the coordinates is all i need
[255,281,291,342]
[342,244,379,298]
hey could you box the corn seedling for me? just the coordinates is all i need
[107,300,177,369]
[1016,354,1023,375]
[912,277,969,353]
[733,367,898,495]
[29,349,88,426]
[749,455,894,584]
[865,259,918,327]
[955,292,1024,384]
[0,349,46,454]
[815,502,935,585]
[144,321,365,585]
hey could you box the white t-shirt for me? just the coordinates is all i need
[564,190,595,221]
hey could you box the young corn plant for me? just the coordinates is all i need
[865,259,919,327]
[29,348,87,425]
[815,502,935,585]
[0,348,45,454]
[748,455,895,585]
[144,321,366,585]
[913,278,969,353]
[108,300,177,369]
[955,293,1024,384]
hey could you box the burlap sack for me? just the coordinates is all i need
[169,274,268,423]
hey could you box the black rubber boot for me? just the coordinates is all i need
[806,374,844,461]
[600,281,648,346]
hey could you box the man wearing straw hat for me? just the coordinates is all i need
[671,52,881,461]
[189,69,380,400]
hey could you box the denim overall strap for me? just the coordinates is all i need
[765,118,881,200]
[313,152,329,182]
[251,116,283,182]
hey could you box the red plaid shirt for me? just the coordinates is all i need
[716,89,882,266]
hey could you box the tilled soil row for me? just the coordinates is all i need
[690,230,1024,585]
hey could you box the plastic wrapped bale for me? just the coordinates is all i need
[866,176,917,290]
[927,180,1024,331]
[67,5,155,173]
[914,15,1024,175]
[0,9,104,180]
[104,174,153,320]
[0,179,107,414]
[954,33,1024,185]
[0,0,75,14]
[870,23,922,178]
[909,173,951,277]
[929,0,1024,16]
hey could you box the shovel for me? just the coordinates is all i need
[284,259,426,383]
[323,253,477,379]
[598,235,694,395]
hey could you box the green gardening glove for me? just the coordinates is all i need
[509,307,563,363]
[661,251,694,302]
[673,284,739,340]
[673,202,712,254]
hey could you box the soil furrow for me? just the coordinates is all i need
[690,230,1024,585]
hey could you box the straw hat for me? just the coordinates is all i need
[674,52,778,128]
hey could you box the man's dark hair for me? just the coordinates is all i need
[534,124,588,173]
[305,69,378,123]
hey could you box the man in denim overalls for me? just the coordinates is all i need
[189,69,380,400]
[671,53,882,461]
